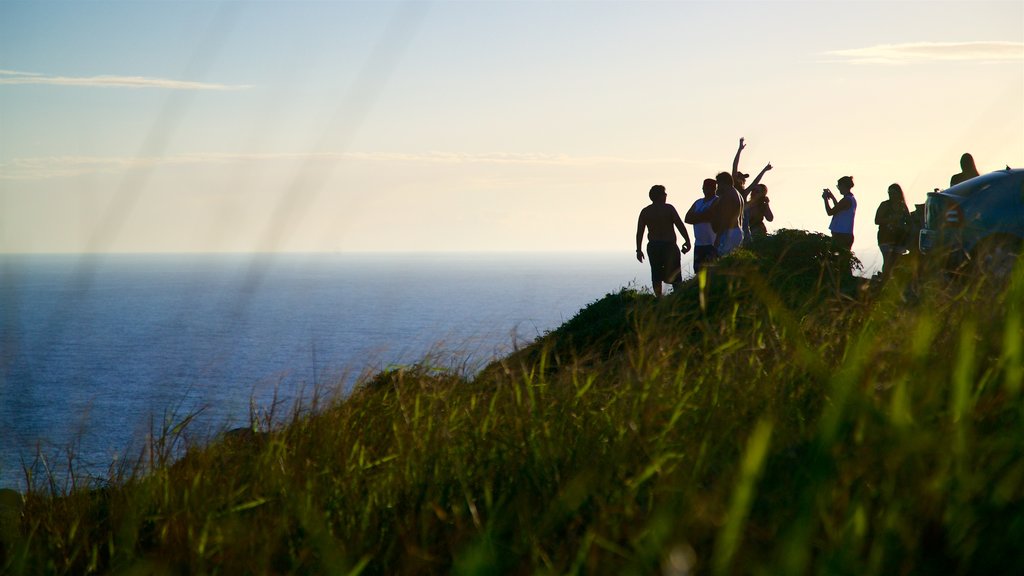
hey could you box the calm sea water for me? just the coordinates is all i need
[0,252,643,490]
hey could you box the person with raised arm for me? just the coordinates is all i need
[731,137,772,241]
[747,184,774,238]
[636,185,692,297]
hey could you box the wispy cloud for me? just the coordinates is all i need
[825,41,1024,65]
[0,152,688,180]
[0,69,251,90]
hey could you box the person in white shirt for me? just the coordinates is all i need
[684,178,719,274]
[823,175,857,251]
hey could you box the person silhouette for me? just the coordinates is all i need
[731,137,772,240]
[950,153,980,186]
[684,178,719,275]
[822,176,857,252]
[747,184,774,238]
[683,172,745,257]
[875,183,911,278]
[636,185,692,297]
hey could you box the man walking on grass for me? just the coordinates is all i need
[636,184,692,297]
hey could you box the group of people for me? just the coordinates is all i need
[635,139,983,296]
[634,138,773,296]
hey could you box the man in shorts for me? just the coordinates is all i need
[689,172,745,257]
[636,184,692,297]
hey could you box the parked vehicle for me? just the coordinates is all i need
[919,168,1024,277]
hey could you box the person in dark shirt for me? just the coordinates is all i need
[731,137,772,240]
[874,183,911,277]
[950,153,980,186]
[747,184,774,238]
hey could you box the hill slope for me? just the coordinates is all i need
[4,230,1024,575]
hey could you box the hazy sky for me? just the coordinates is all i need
[1,0,1022,256]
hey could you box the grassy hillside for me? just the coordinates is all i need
[2,230,1023,575]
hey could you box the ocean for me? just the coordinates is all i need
[0,252,644,490]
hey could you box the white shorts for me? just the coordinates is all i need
[716,227,743,256]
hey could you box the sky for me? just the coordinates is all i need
[1,0,1022,260]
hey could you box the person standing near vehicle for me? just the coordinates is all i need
[636,185,692,297]
[823,176,857,252]
[684,178,719,275]
[875,183,911,277]
[950,153,980,186]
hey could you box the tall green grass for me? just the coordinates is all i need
[2,229,1023,574]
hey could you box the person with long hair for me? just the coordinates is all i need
[731,137,772,240]
[875,183,911,277]
[950,153,980,186]
[747,184,774,238]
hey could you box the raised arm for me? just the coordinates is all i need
[750,162,772,188]
[732,137,745,177]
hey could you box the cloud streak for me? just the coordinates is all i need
[0,152,692,180]
[825,41,1024,65]
[0,69,251,90]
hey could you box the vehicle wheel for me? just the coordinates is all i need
[974,236,1021,280]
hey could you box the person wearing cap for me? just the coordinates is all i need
[684,178,719,275]
[636,185,692,297]
[823,175,857,251]
[731,137,773,241]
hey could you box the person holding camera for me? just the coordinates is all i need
[823,176,857,251]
